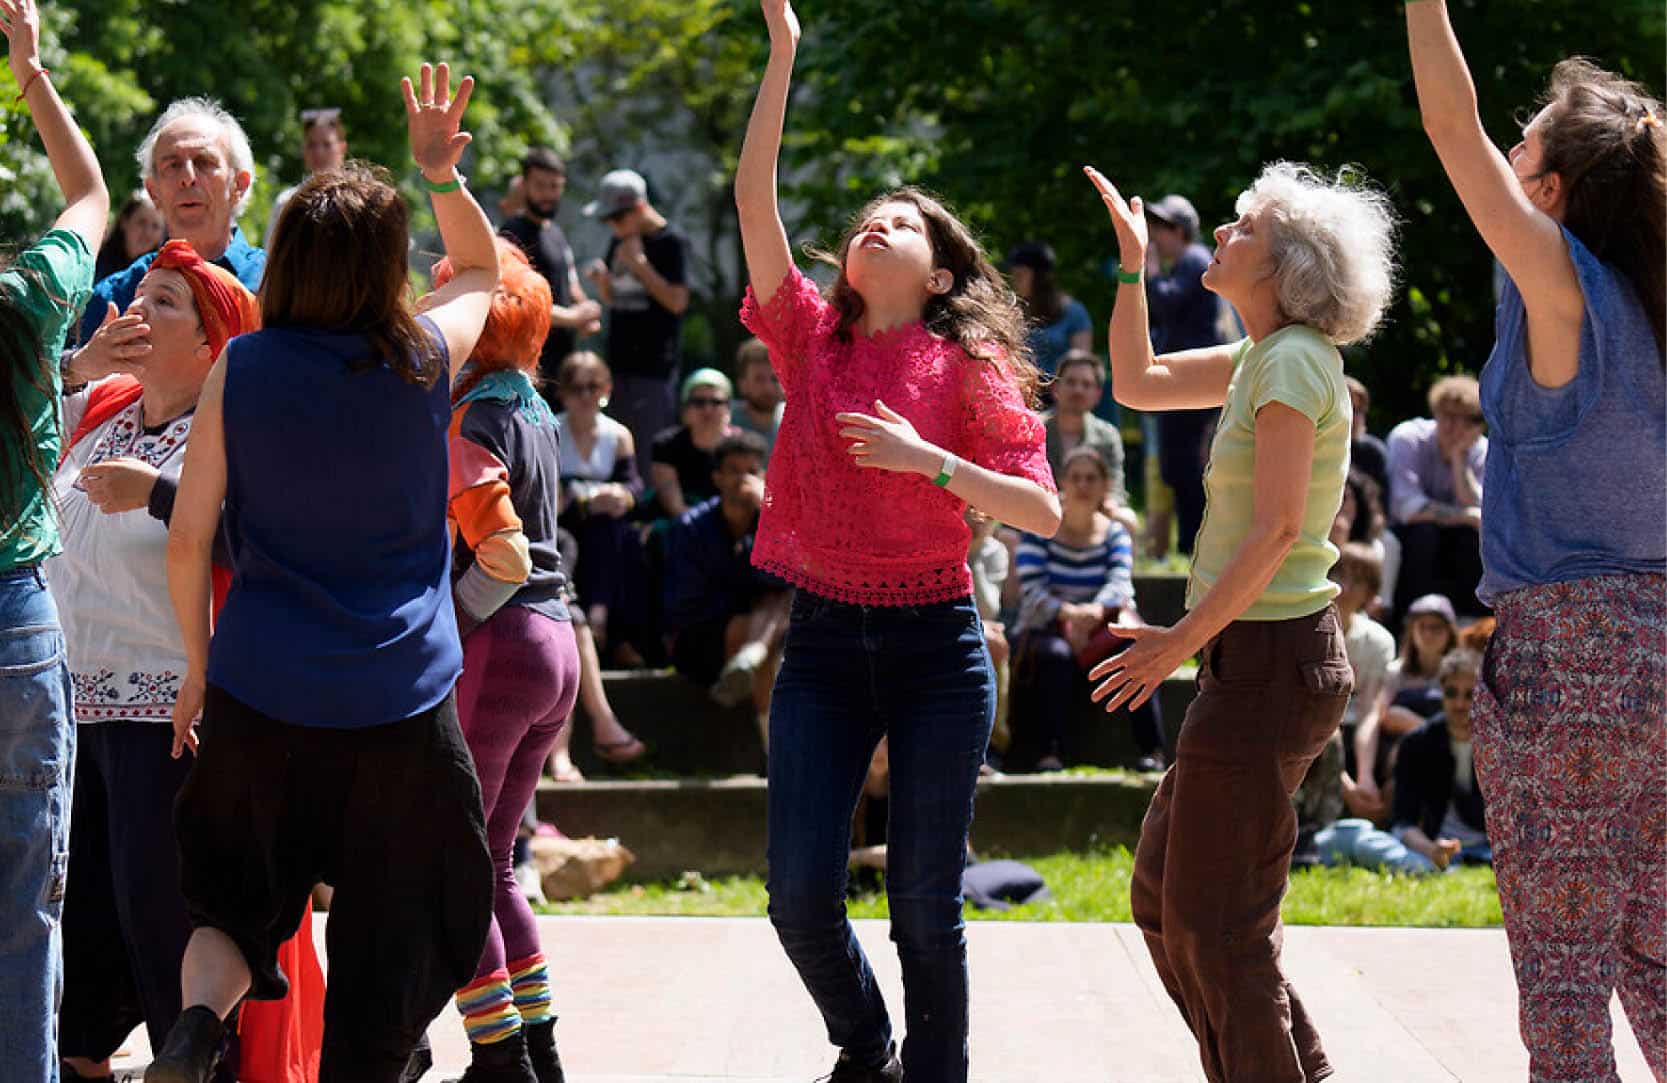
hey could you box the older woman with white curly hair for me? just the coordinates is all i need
[1082,160,1396,1081]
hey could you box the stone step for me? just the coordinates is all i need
[572,669,1197,780]
[1131,570,1189,627]
[536,773,1159,881]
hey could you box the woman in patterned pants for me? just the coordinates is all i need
[1407,4,1666,1078]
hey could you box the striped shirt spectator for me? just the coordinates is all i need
[1015,520,1134,631]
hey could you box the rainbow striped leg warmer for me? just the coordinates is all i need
[456,968,521,1045]
[508,953,555,1027]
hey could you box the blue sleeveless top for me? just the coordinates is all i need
[209,316,462,728]
[1478,228,1666,603]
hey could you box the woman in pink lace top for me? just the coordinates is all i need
[735,4,1059,1081]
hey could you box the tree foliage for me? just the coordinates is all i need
[0,0,1658,420]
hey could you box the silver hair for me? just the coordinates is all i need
[135,97,257,217]
[1438,646,1483,682]
[1235,162,1398,346]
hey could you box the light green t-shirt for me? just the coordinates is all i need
[0,227,95,571]
[1186,324,1351,621]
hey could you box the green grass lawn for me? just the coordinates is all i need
[538,848,1503,928]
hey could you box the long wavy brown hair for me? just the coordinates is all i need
[1536,59,1666,358]
[812,187,1041,407]
[263,160,442,387]
[0,260,51,528]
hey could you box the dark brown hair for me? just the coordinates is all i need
[1537,58,1666,357]
[263,160,441,387]
[813,186,1041,407]
[0,260,51,525]
[1054,348,1104,385]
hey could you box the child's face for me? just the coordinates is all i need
[845,199,940,303]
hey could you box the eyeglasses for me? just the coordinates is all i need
[563,382,606,395]
[687,396,730,409]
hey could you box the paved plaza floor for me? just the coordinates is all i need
[111,915,1654,1081]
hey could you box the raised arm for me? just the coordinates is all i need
[1084,167,1234,411]
[1406,1,1581,381]
[2,0,107,249]
[402,62,499,375]
[734,0,800,305]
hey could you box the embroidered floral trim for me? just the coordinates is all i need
[83,402,192,470]
[71,666,181,720]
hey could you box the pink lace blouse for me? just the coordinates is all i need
[740,267,1053,606]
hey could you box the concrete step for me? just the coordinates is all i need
[536,772,1158,880]
[1130,570,1188,627]
[572,669,1197,780]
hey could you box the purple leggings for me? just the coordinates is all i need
[455,605,581,978]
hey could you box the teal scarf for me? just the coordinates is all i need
[455,366,553,426]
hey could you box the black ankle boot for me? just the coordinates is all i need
[522,1018,565,1083]
[447,1030,538,1083]
[820,1040,903,1082]
[145,1005,227,1083]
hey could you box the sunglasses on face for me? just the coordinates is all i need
[687,396,729,408]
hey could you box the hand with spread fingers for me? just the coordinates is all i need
[835,399,938,476]
[1083,166,1149,270]
[1087,622,1196,713]
[70,302,151,384]
[401,61,475,182]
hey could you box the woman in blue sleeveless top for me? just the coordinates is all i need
[149,64,503,1083]
[1408,6,1666,1079]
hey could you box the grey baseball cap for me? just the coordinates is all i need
[1145,194,1200,240]
[583,168,647,218]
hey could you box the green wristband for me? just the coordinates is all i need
[422,174,463,194]
[932,452,958,488]
[1116,267,1142,285]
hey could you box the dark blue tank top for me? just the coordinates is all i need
[209,316,462,728]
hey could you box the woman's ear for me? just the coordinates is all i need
[927,269,953,295]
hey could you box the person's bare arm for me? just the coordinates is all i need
[1084,167,1233,410]
[166,358,228,757]
[734,0,800,305]
[651,462,687,517]
[619,241,690,315]
[3,0,107,249]
[1406,0,1581,387]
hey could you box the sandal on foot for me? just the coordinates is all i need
[592,735,646,764]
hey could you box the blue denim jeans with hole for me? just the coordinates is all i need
[0,565,74,1082]
[766,592,994,1083]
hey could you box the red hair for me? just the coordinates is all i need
[431,238,552,378]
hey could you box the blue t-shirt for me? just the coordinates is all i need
[1025,298,1092,377]
[1477,228,1666,602]
[79,224,264,343]
[209,316,462,728]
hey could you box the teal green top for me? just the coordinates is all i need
[1186,324,1351,621]
[0,228,95,571]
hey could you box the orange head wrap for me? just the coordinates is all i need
[145,239,261,360]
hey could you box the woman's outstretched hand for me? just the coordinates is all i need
[1087,622,1193,713]
[836,399,937,476]
[762,0,800,49]
[1084,166,1149,270]
[402,62,475,180]
[0,0,42,82]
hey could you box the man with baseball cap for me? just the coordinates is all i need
[1142,192,1224,558]
[583,168,691,476]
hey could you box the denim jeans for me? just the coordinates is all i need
[766,592,994,1083]
[1314,818,1437,875]
[0,566,74,1083]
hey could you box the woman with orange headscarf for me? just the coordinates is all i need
[430,238,580,1082]
[48,240,272,1083]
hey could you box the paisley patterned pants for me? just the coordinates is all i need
[1473,574,1666,1083]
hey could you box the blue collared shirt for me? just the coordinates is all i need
[78,224,265,343]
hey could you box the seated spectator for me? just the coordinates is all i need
[1391,648,1491,871]
[1357,592,1459,794]
[650,367,738,517]
[1328,469,1401,621]
[1344,375,1390,499]
[967,510,1012,762]
[553,350,653,661]
[1013,447,1164,772]
[1387,375,1488,622]
[1292,733,1440,875]
[732,336,783,461]
[93,189,163,282]
[1043,349,1138,535]
[1005,240,1092,381]
[661,432,790,739]
[546,529,645,783]
[1328,543,1396,821]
